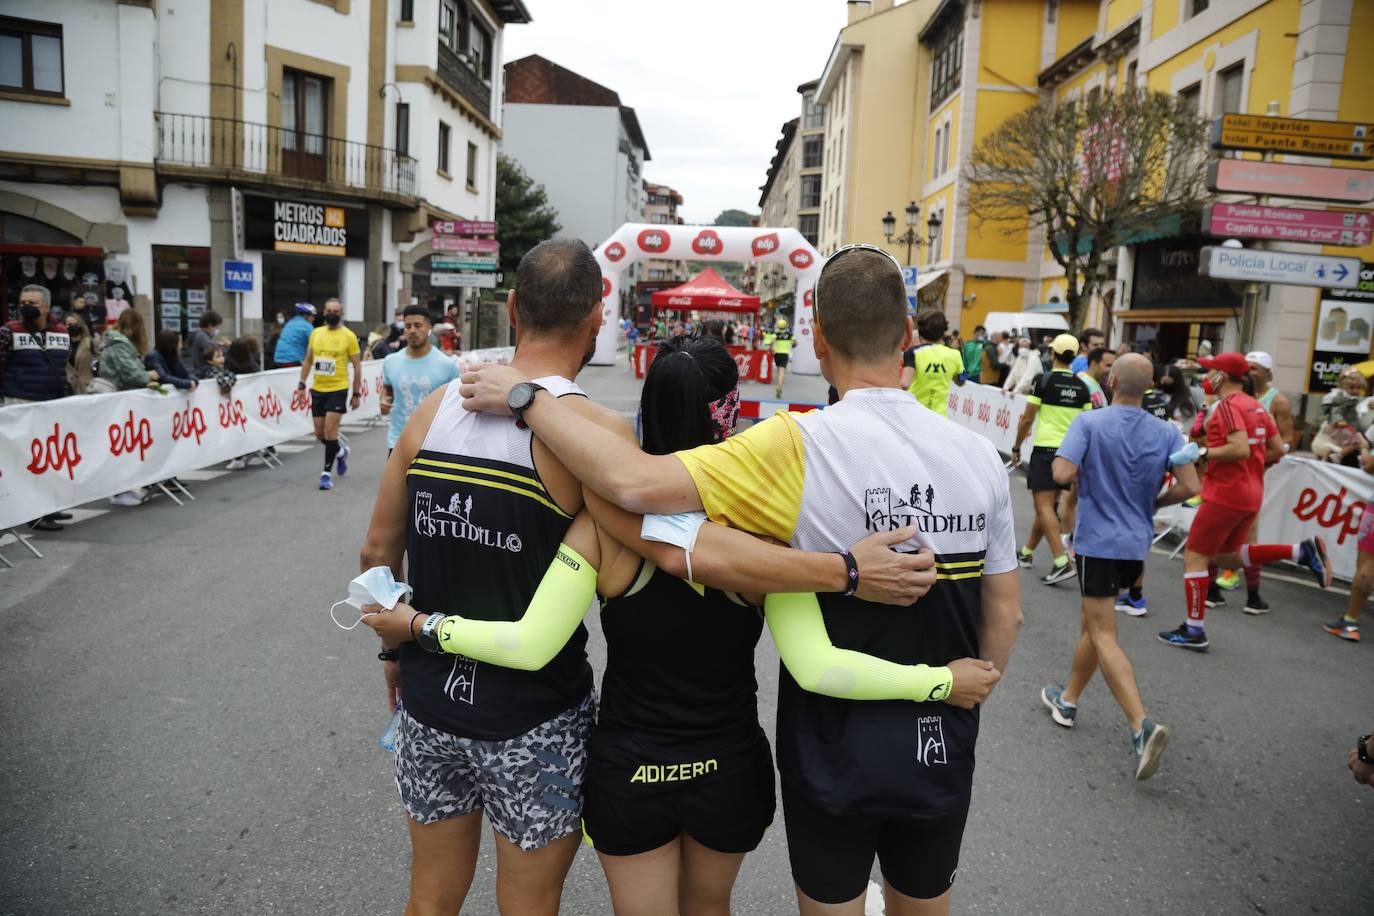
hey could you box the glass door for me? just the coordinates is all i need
[281,69,329,182]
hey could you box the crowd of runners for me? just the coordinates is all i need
[313,238,1363,915]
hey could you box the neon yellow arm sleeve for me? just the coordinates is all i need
[434,544,597,671]
[764,592,954,703]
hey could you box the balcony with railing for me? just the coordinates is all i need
[437,42,492,119]
[155,113,418,205]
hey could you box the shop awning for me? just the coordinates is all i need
[1052,212,1185,258]
[651,268,760,313]
[916,269,947,291]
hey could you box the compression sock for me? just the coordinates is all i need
[324,439,340,472]
[1129,585,1143,601]
[1240,544,1301,566]
[1184,570,1209,630]
[1208,564,1219,588]
[1244,563,1262,592]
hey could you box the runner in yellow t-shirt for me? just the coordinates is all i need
[898,310,966,416]
[297,297,362,490]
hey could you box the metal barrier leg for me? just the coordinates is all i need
[155,481,185,507]
[4,528,44,559]
[170,477,195,501]
[0,550,12,569]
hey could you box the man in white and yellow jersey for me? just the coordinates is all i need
[460,243,1023,915]
[298,297,361,490]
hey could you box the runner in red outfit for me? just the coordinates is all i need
[1159,352,1332,652]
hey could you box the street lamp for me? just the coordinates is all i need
[881,202,942,267]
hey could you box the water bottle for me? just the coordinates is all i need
[379,701,403,753]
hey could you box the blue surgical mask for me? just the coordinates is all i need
[331,566,414,630]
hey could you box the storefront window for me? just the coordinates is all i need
[152,246,211,341]
[2,214,105,324]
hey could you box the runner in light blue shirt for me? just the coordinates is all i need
[381,305,460,450]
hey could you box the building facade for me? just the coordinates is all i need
[757,118,799,307]
[501,54,649,253]
[642,181,685,282]
[0,0,530,339]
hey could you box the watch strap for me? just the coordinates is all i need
[511,382,547,424]
[378,648,400,662]
[1360,734,1373,765]
[416,613,446,654]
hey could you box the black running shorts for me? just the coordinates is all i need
[773,353,790,369]
[1075,555,1144,599]
[1026,446,1065,492]
[782,783,970,905]
[310,389,348,417]
[581,742,776,857]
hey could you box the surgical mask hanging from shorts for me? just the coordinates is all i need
[331,566,414,630]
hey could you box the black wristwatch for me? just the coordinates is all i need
[377,648,400,662]
[416,613,447,654]
[1359,734,1373,765]
[507,382,546,424]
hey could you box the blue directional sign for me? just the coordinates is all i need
[902,265,919,311]
[222,260,255,293]
[1199,246,1360,290]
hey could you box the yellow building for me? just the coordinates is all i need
[797,0,1371,399]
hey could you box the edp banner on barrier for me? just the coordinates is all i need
[944,382,1033,463]
[0,365,384,530]
[1256,455,1371,582]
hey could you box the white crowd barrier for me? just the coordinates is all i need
[0,364,389,530]
[943,381,1371,581]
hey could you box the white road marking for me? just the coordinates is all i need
[174,470,228,482]
[273,444,312,454]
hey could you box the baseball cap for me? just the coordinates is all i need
[1245,351,1273,370]
[1198,351,1250,377]
[1051,333,1079,358]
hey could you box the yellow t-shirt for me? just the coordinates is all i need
[903,344,965,416]
[675,412,806,542]
[308,325,361,393]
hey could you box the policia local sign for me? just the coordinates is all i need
[243,196,368,258]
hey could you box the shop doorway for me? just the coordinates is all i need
[1122,319,1226,364]
[262,252,341,325]
[152,245,211,341]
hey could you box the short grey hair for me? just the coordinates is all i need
[323,297,343,311]
[21,284,51,306]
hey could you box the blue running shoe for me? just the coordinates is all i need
[319,471,333,490]
[336,445,350,477]
[1040,684,1077,728]
[1158,623,1209,652]
[1133,718,1170,781]
[1298,536,1332,589]
[1115,592,1148,617]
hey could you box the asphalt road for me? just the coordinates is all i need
[1,359,1371,915]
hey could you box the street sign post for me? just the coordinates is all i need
[1211,117,1371,159]
[1199,246,1361,289]
[222,260,254,292]
[1203,203,1373,246]
[901,266,918,312]
[432,272,500,289]
[431,257,498,272]
[1214,113,1370,141]
[432,237,500,253]
[432,219,497,236]
[1207,159,1374,203]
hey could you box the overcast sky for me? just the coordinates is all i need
[504,0,849,225]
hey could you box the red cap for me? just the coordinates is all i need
[1198,352,1250,378]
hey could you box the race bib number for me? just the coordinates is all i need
[314,357,337,376]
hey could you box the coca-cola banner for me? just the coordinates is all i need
[631,343,774,384]
[593,223,821,374]
[943,382,1033,463]
[1256,456,1372,582]
[0,365,384,530]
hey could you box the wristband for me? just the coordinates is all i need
[378,648,400,662]
[297,381,306,391]
[416,613,447,654]
[836,550,859,597]
[408,611,423,641]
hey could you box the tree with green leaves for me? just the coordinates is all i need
[713,209,755,227]
[495,155,561,279]
[965,89,1210,329]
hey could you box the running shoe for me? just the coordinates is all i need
[51,511,73,521]
[336,445,350,477]
[1243,593,1270,615]
[28,516,64,530]
[1216,569,1241,591]
[1323,618,1361,642]
[1042,560,1076,585]
[1297,537,1332,589]
[1115,592,1148,617]
[1183,495,1202,508]
[1018,548,1034,569]
[225,457,247,470]
[319,471,333,490]
[1133,718,1170,781]
[1205,586,1226,609]
[1040,684,1077,728]
[1158,624,1209,652]
[109,491,144,508]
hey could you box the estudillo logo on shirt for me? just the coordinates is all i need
[413,490,523,553]
[864,484,986,535]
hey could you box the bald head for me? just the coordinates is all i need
[1110,352,1153,400]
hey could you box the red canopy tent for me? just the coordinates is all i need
[650,267,760,313]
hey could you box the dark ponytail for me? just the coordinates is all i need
[640,336,739,454]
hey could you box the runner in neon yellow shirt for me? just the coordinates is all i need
[898,311,966,416]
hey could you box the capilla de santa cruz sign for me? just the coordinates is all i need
[243,195,369,258]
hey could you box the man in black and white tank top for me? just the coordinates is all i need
[360,240,634,915]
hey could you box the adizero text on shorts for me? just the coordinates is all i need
[394,692,595,851]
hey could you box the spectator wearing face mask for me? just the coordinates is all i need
[187,310,225,373]
[371,320,405,361]
[1003,337,1043,395]
[98,309,160,392]
[65,314,99,394]
[1,284,72,406]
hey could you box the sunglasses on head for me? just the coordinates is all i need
[812,243,905,324]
